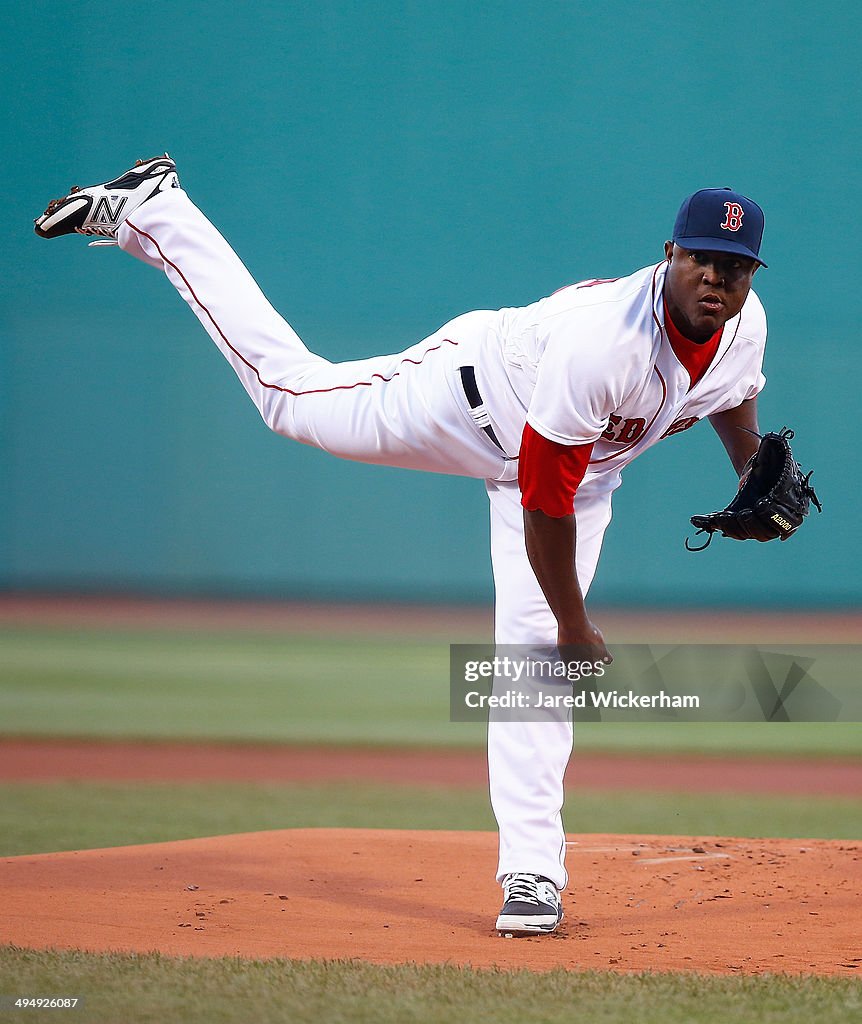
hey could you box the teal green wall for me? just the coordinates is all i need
[2,1,857,605]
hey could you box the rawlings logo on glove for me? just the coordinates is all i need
[686,428,822,551]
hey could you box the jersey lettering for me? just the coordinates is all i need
[617,417,646,443]
[721,202,744,232]
[602,415,646,444]
[661,415,699,439]
[601,414,621,440]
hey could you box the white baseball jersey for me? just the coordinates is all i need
[117,188,768,891]
[471,263,766,484]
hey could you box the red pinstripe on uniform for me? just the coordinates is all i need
[126,218,459,397]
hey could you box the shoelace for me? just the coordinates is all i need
[76,225,118,238]
[503,873,546,905]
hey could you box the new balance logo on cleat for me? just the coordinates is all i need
[34,154,180,241]
[91,195,128,225]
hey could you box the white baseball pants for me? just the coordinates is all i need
[118,188,612,890]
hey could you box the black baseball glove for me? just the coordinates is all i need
[686,428,821,551]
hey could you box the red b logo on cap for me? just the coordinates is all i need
[721,202,744,232]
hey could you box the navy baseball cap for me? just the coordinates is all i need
[673,187,767,267]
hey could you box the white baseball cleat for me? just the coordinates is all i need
[495,872,564,935]
[34,154,180,242]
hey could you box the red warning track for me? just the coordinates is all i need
[1,738,861,797]
[1,593,860,641]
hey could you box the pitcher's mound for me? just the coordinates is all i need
[1,829,858,975]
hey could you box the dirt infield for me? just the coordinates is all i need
[1,829,859,976]
[2,738,862,796]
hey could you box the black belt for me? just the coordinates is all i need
[459,365,506,452]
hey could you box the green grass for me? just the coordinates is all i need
[575,721,862,757]
[2,626,861,756]
[0,948,859,1024]
[0,781,858,858]
[0,628,479,747]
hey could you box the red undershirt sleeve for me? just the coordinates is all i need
[518,423,595,517]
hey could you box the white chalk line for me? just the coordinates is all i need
[566,844,642,853]
[565,843,732,865]
[637,853,731,865]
